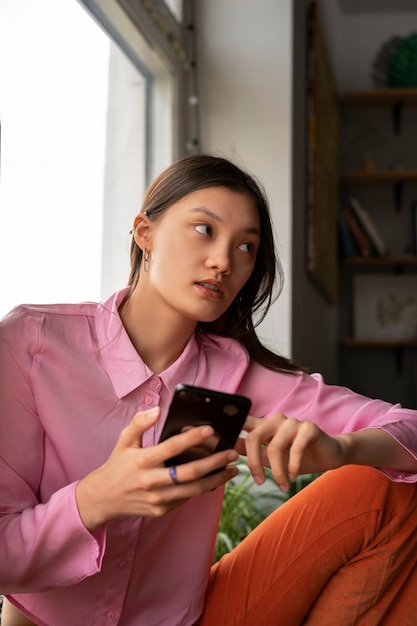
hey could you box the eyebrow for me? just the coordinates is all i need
[189,207,261,236]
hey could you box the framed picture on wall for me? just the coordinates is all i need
[353,274,417,341]
[414,362,417,409]
[305,0,339,303]
[412,200,417,255]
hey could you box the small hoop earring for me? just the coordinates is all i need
[143,249,150,273]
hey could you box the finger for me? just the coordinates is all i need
[266,418,303,491]
[165,458,240,493]
[145,462,241,517]
[172,448,239,484]
[142,448,239,495]
[234,436,247,457]
[244,415,286,485]
[241,415,262,433]
[116,407,160,451]
[287,421,320,478]
[156,424,217,465]
[147,447,239,489]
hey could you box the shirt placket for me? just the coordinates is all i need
[95,377,163,624]
[140,376,162,447]
[97,517,141,625]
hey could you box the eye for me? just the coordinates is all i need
[238,241,256,254]
[194,223,213,237]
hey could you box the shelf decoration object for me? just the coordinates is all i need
[354,274,417,341]
[371,34,417,133]
[389,33,417,88]
[372,33,417,88]
[371,36,403,88]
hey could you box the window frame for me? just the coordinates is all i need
[77,0,192,178]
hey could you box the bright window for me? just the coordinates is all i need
[0,0,111,316]
[0,0,178,317]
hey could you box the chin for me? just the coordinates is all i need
[188,308,225,325]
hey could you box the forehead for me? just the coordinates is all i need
[169,186,260,226]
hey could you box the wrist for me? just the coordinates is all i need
[75,471,108,532]
[335,433,355,466]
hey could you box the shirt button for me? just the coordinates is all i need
[150,378,159,388]
[120,560,129,569]
[145,395,153,405]
[106,611,116,619]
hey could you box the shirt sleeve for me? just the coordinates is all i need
[0,307,106,593]
[238,361,417,483]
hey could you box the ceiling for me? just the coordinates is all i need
[339,0,417,13]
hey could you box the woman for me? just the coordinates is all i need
[1,154,417,626]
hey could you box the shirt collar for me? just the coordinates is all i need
[95,289,202,398]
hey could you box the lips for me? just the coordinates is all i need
[195,280,225,299]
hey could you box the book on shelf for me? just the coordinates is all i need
[342,206,372,257]
[349,196,389,257]
[338,210,359,258]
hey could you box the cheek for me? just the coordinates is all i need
[150,243,191,287]
[237,258,256,286]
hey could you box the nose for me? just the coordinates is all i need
[206,244,231,275]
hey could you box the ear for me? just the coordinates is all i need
[132,213,153,251]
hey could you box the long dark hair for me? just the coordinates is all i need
[128,154,304,374]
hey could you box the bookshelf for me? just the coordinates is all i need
[342,88,417,134]
[341,170,417,210]
[342,170,417,184]
[342,338,417,348]
[338,88,417,406]
[343,256,417,268]
[342,88,417,108]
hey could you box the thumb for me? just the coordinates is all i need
[117,406,160,450]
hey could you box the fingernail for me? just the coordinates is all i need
[253,474,265,485]
[146,407,159,418]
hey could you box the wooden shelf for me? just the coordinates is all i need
[342,338,417,348]
[339,89,417,392]
[342,88,417,107]
[343,256,417,268]
[341,170,417,184]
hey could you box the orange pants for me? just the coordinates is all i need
[197,465,417,626]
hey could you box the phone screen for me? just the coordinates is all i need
[159,384,251,466]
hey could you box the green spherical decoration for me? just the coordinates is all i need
[389,33,417,87]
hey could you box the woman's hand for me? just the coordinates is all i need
[236,414,417,492]
[235,414,346,492]
[76,407,239,531]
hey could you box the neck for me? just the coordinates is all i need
[119,286,197,374]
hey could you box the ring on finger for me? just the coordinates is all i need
[169,465,179,484]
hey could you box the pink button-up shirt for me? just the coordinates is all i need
[1,288,417,626]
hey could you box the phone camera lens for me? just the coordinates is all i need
[179,390,199,403]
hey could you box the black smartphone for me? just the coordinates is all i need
[159,384,251,467]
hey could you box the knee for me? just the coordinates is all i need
[301,465,417,518]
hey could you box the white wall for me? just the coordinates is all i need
[196,0,293,357]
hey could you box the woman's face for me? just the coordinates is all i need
[140,186,261,325]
